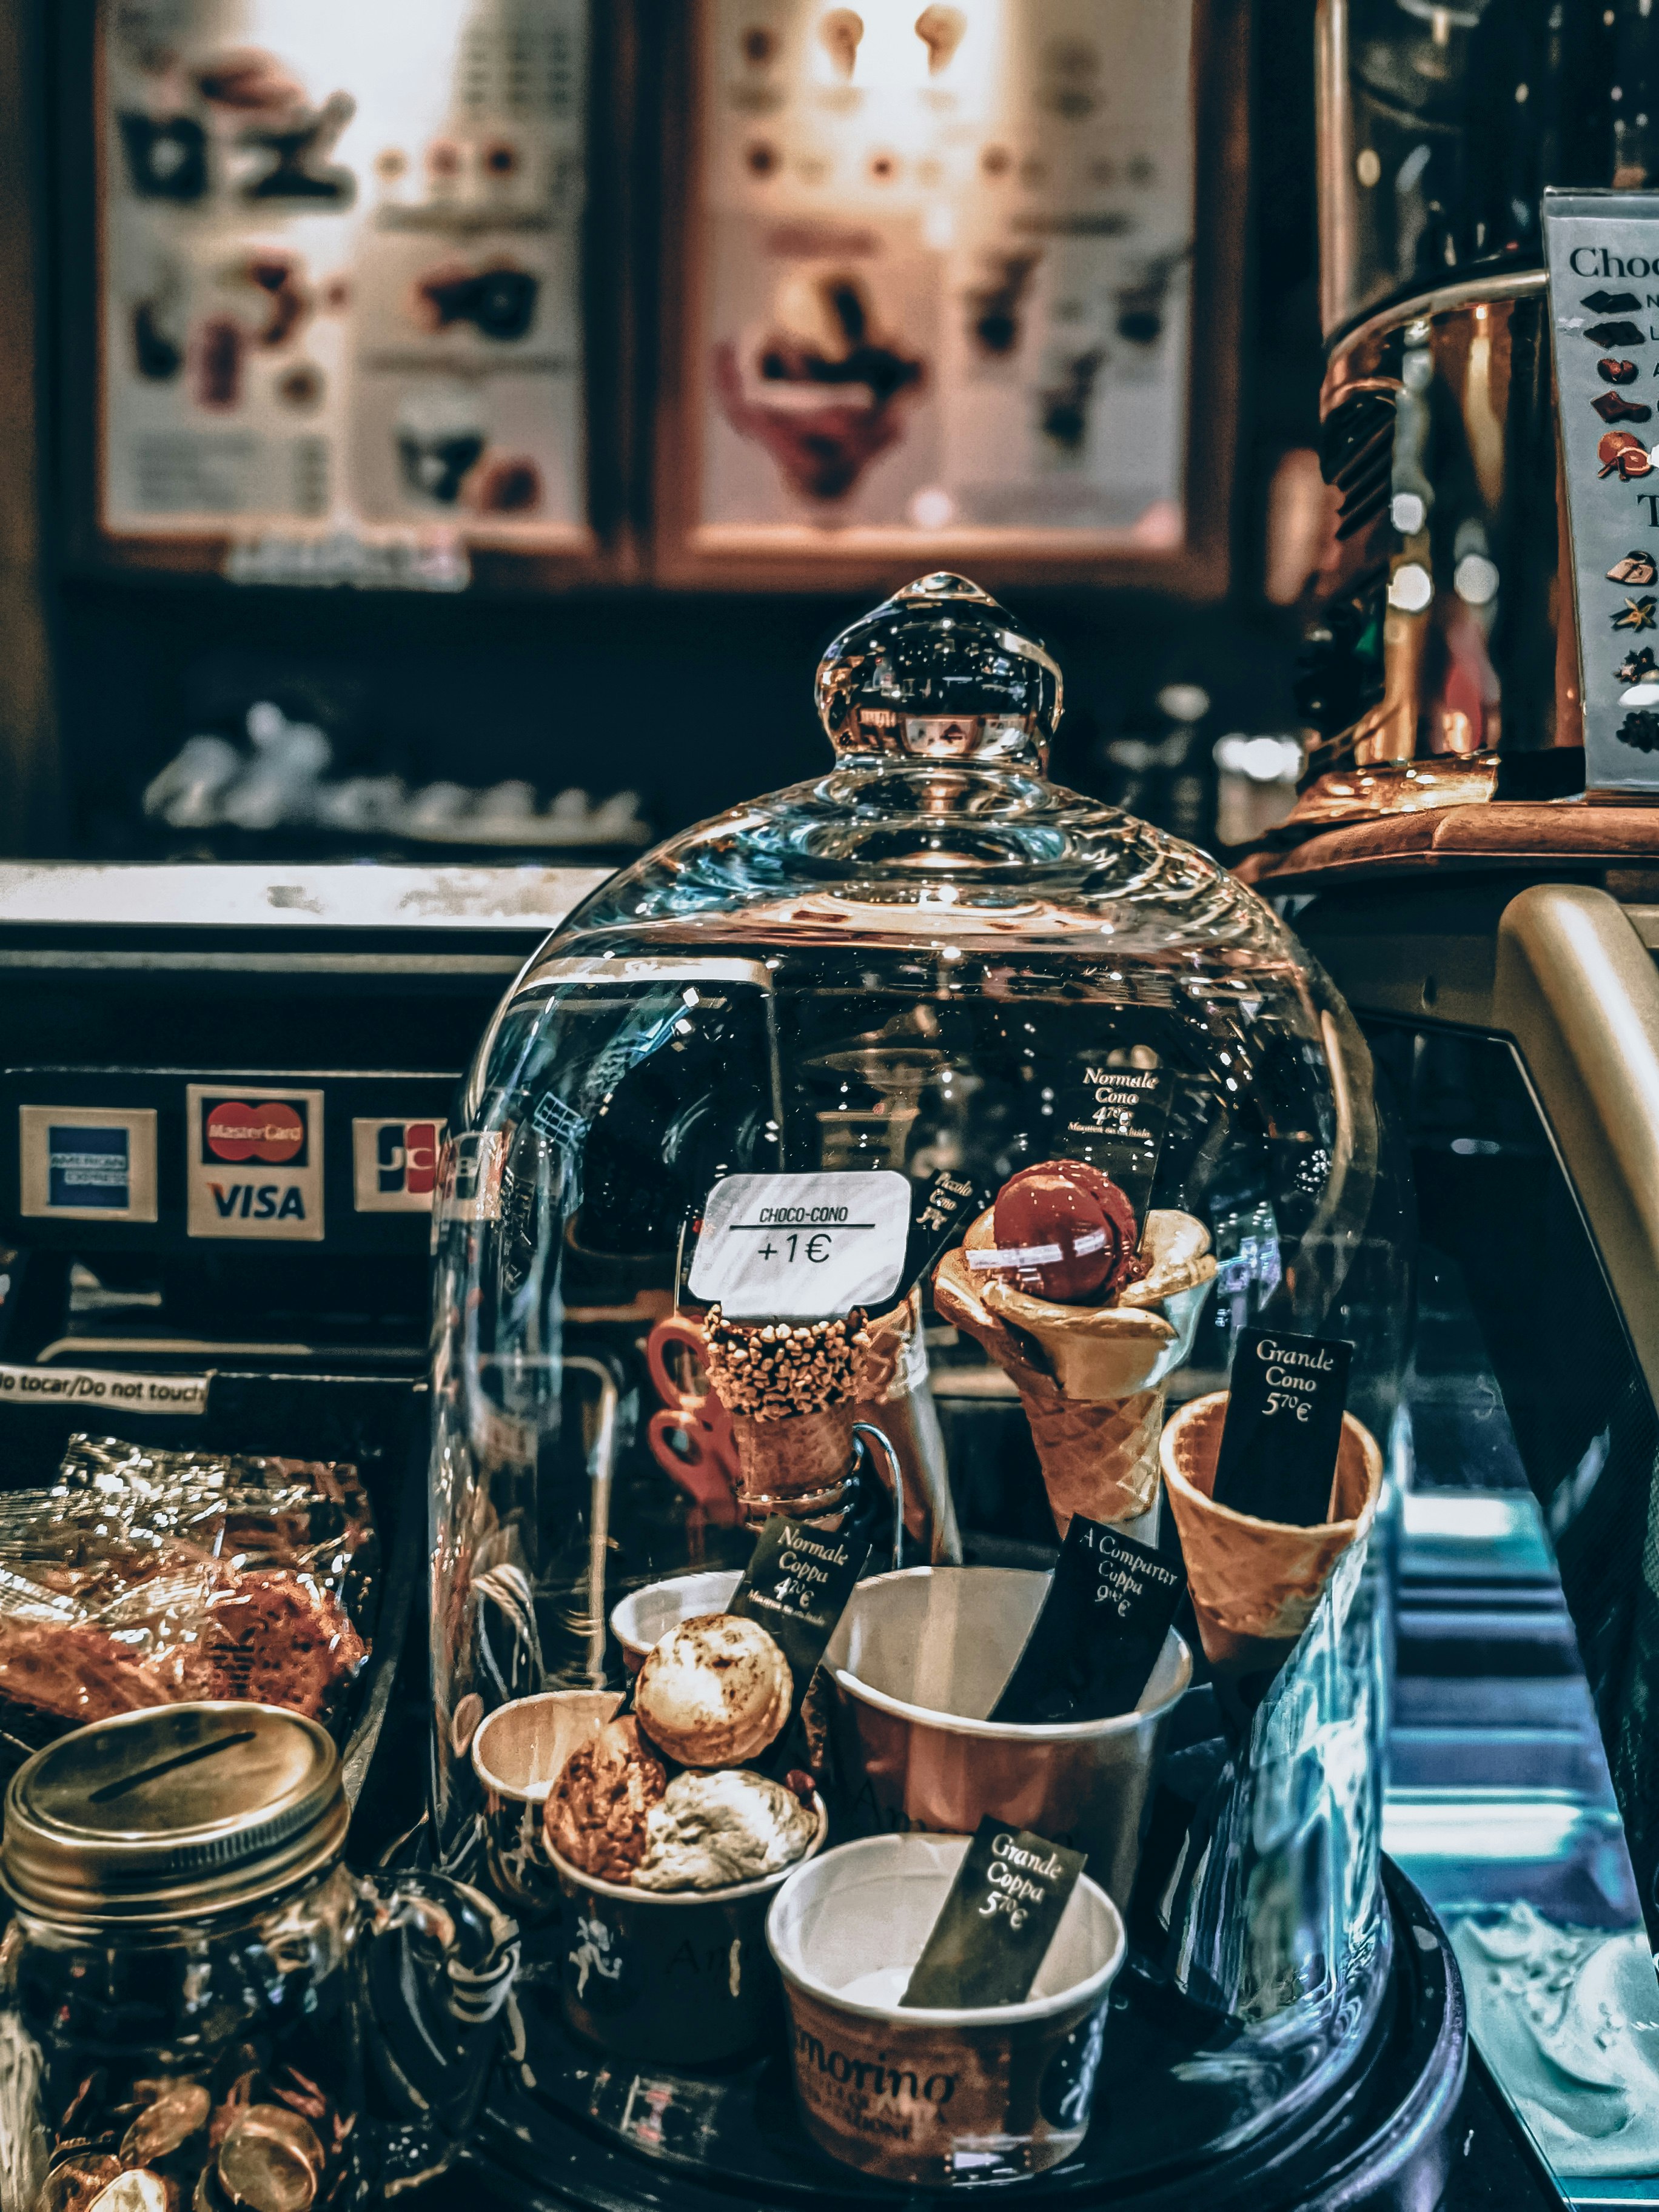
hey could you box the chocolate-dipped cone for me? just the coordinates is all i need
[702,1309,866,1520]
[1160,1390,1382,1676]
[726,1404,854,1510]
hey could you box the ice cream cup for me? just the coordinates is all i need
[824,1568,1189,1908]
[768,1834,1125,2184]
[548,1794,828,2063]
[609,1569,743,1672]
[471,1689,617,1922]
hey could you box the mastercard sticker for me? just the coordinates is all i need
[186,1085,324,1241]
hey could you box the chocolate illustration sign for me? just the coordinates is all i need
[690,0,1197,548]
[1545,188,1659,792]
[1211,1328,1353,1527]
[99,0,588,552]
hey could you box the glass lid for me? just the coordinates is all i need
[429,574,1412,2187]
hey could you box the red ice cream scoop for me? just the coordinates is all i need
[991,1159,1146,1303]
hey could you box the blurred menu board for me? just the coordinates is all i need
[98,0,588,548]
[684,0,1197,564]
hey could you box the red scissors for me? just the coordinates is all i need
[645,1314,745,1526]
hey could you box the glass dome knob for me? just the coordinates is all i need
[814,572,1064,769]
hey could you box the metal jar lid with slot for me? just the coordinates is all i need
[1,1703,349,1930]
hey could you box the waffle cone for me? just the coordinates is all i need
[959,1207,1215,1400]
[854,1295,923,1405]
[1023,1385,1164,1535]
[933,1245,1164,1533]
[728,1404,854,1506]
[1161,1392,1382,1672]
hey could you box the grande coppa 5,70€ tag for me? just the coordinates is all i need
[688,1171,910,1319]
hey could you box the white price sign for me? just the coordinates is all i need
[688,1172,910,1320]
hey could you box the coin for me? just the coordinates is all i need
[85,2171,170,2212]
[121,2086,210,2165]
[39,2156,121,2212]
[215,2108,322,2212]
[207,2071,258,2154]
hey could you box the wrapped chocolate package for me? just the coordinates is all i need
[0,1435,376,1748]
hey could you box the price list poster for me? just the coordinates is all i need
[94,0,593,563]
[659,0,1245,590]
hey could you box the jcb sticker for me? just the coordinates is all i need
[352,1118,446,1212]
[186,1085,324,1242]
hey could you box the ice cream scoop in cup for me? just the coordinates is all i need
[544,1715,666,1885]
[633,1611,793,1768]
[549,1791,826,2062]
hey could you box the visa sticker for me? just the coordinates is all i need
[186,1085,324,1242]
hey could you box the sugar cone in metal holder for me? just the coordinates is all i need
[1160,1391,1383,1675]
[727,1404,856,1522]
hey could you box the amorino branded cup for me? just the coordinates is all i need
[823,1567,1189,1906]
[471,1690,616,1922]
[768,1833,1125,2184]
[609,1568,743,1672]
[548,1795,826,2063]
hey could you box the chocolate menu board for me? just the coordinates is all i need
[1545,189,1659,793]
[696,0,1195,543]
[99,0,588,548]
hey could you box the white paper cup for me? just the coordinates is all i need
[609,1569,744,1672]
[824,1567,1190,1906]
[768,1834,1125,2184]
[471,1690,615,1920]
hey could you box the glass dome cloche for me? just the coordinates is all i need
[429,575,1413,2193]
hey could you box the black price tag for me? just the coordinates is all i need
[1054,1065,1174,1231]
[1211,1328,1353,1527]
[902,1816,1088,2009]
[990,1518,1184,1724]
[729,1514,871,1698]
[901,1168,985,1296]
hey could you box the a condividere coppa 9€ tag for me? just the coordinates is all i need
[688,1171,910,1319]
